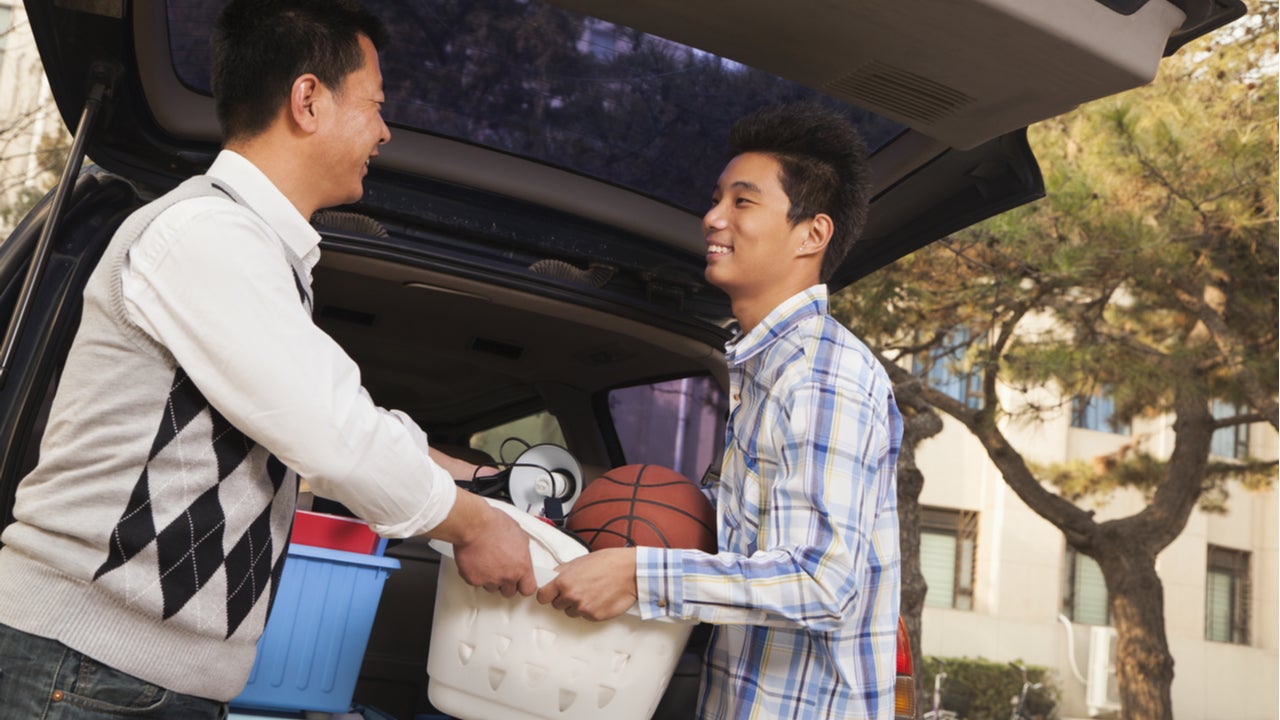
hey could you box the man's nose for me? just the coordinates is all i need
[703,202,725,234]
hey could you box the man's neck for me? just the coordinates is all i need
[224,136,318,219]
[730,280,817,335]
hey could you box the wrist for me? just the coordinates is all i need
[428,491,488,546]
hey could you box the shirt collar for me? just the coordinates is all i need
[725,285,829,365]
[206,150,322,265]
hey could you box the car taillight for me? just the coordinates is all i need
[894,617,915,720]
[896,617,912,675]
[895,676,916,718]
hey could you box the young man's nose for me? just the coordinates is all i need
[703,202,727,234]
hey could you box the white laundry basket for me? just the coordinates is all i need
[427,500,694,720]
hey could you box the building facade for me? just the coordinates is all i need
[915,384,1278,719]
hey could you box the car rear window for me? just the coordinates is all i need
[166,0,904,214]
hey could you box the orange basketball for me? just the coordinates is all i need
[566,464,717,553]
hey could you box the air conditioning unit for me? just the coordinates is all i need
[1085,626,1122,717]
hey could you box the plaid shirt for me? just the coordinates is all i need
[636,285,902,720]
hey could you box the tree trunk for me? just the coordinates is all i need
[892,383,943,718]
[898,445,927,718]
[1098,547,1174,720]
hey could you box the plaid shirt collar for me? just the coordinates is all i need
[725,284,828,366]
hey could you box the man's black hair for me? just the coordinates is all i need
[729,103,871,283]
[211,0,389,142]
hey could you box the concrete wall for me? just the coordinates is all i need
[915,395,1279,720]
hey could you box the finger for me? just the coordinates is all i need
[499,582,516,598]
[517,573,538,597]
[535,582,558,605]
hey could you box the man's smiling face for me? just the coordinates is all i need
[702,152,809,302]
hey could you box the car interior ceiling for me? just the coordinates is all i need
[311,249,727,448]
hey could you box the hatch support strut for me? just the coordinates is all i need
[0,64,114,390]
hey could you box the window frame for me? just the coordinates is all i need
[913,328,985,410]
[1205,545,1251,645]
[920,506,978,610]
[1062,547,1111,625]
[1210,399,1251,460]
[1070,392,1129,435]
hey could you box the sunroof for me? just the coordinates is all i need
[168,0,904,213]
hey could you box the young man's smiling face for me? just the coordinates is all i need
[703,152,817,315]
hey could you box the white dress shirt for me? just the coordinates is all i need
[121,150,457,538]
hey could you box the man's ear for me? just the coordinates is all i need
[796,213,833,258]
[289,74,323,133]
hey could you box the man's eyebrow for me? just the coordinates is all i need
[725,180,762,194]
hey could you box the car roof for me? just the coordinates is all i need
[25,0,1243,292]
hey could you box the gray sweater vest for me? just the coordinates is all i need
[0,175,313,701]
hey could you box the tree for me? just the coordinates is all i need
[892,381,943,712]
[0,11,69,235]
[834,3,1277,718]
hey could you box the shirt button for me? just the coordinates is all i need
[657,600,667,608]
[52,690,64,702]
[732,392,740,401]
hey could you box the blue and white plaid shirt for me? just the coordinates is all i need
[636,285,902,720]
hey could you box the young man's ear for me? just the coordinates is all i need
[796,213,833,258]
[290,74,323,133]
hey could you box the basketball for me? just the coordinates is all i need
[566,464,717,553]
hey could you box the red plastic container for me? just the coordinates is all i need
[291,510,383,554]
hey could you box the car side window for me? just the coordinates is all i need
[607,376,726,482]
[470,411,567,465]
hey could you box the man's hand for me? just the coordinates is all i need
[430,492,536,597]
[536,547,638,621]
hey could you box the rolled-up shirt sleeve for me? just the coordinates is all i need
[122,199,456,538]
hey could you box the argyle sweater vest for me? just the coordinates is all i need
[0,176,313,701]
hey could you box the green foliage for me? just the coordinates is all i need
[1035,451,1278,513]
[920,656,1060,720]
[836,2,1278,506]
[1034,454,1164,506]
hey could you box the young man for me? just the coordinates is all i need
[538,104,903,719]
[0,1,534,716]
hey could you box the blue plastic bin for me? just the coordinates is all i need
[231,544,400,714]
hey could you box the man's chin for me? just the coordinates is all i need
[704,266,731,294]
[323,187,365,211]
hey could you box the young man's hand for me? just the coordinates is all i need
[536,547,638,621]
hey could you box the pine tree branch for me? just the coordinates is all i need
[1171,280,1279,429]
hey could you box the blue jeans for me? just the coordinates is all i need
[0,623,226,719]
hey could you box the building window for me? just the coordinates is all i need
[1210,399,1250,460]
[1063,548,1110,625]
[1205,546,1250,644]
[913,328,984,409]
[1071,392,1129,434]
[921,507,977,610]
